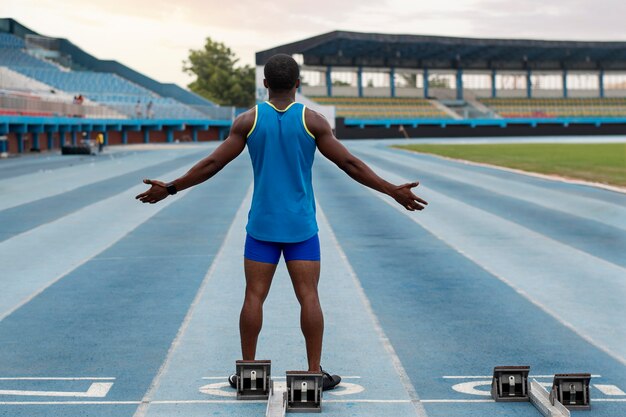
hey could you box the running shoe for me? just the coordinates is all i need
[228,374,238,389]
[320,367,341,391]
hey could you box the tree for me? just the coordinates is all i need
[183,38,255,107]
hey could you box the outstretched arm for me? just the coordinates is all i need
[308,109,427,211]
[135,108,253,204]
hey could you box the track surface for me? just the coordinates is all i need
[0,139,624,417]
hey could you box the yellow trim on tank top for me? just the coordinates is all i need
[265,100,298,112]
[302,105,315,139]
[246,105,258,138]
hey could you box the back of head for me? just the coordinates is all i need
[264,54,300,91]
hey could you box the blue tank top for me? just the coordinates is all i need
[245,101,318,242]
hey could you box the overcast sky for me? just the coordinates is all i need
[3,0,625,87]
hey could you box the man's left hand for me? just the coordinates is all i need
[135,179,169,204]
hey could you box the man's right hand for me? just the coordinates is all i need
[389,181,428,211]
[135,179,169,204]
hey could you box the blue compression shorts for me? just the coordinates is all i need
[244,233,320,264]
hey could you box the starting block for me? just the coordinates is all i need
[530,379,571,417]
[550,373,591,410]
[236,360,272,400]
[285,371,323,413]
[491,366,530,402]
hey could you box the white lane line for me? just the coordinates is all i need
[0,382,113,398]
[0,149,203,211]
[318,206,429,417]
[1,398,624,405]
[132,186,253,417]
[0,377,116,381]
[358,146,626,231]
[0,163,196,323]
[421,399,495,403]
[0,401,141,405]
[397,147,626,195]
[360,162,626,366]
[595,384,626,396]
[200,376,362,380]
[443,375,602,379]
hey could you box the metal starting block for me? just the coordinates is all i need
[236,360,272,400]
[491,366,530,402]
[550,373,592,410]
[285,371,323,413]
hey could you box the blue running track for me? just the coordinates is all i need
[0,139,624,417]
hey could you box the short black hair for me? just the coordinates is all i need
[264,54,300,91]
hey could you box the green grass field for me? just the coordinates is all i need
[393,143,626,187]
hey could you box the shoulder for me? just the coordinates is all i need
[231,106,257,135]
[304,107,331,137]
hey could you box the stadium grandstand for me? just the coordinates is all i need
[3,22,626,154]
[257,31,626,138]
[0,18,233,155]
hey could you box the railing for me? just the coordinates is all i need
[0,94,126,119]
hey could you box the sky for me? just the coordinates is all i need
[2,0,625,88]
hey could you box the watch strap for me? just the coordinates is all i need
[166,182,178,195]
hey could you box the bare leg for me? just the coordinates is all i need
[286,260,323,372]
[240,259,277,360]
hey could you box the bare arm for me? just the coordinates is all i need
[307,109,427,211]
[135,108,253,204]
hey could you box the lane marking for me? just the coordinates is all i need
[451,381,491,396]
[198,381,365,397]
[443,375,602,379]
[318,206,429,417]
[421,399,495,403]
[360,162,626,367]
[0,163,198,323]
[0,382,113,398]
[1,398,624,405]
[595,384,626,396]
[397,147,626,195]
[201,376,362,379]
[0,377,115,381]
[132,186,253,417]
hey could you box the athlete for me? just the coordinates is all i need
[135,54,427,391]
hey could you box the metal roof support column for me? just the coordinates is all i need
[390,67,396,97]
[456,68,464,100]
[16,133,24,153]
[71,130,77,145]
[192,126,198,142]
[563,69,568,98]
[47,131,54,150]
[599,69,605,98]
[103,130,109,146]
[121,130,128,144]
[166,127,174,143]
[526,69,533,99]
[423,68,429,98]
[357,66,363,98]
[326,66,332,97]
[32,132,40,150]
[143,129,150,144]
[491,69,497,98]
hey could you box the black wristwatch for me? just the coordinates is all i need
[165,182,178,195]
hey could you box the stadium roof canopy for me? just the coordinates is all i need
[256,31,626,71]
